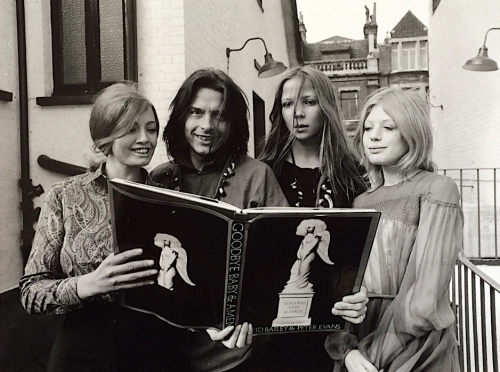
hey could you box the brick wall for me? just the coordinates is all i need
[137,0,186,167]
[429,0,500,169]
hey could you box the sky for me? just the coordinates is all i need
[295,0,429,44]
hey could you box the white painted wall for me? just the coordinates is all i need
[430,1,500,260]
[183,0,290,156]
[0,0,22,292]
[429,0,500,170]
[0,0,292,292]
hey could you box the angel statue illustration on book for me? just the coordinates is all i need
[283,219,334,294]
[154,233,196,291]
[273,219,333,326]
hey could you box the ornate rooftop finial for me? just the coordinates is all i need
[365,3,377,25]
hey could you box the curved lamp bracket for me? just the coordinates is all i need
[463,27,500,71]
[226,37,287,78]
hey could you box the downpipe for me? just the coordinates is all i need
[17,0,44,264]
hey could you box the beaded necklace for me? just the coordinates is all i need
[289,150,335,208]
[214,157,236,200]
[166,155,237,200]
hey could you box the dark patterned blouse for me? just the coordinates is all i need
[20,164,155,315]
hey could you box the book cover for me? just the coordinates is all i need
[109,179,380,335]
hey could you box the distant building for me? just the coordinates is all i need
[382,10,429,92]
[301,4,429,138]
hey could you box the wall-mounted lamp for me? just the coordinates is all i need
[463,28,500,71]
[226,37,287,78]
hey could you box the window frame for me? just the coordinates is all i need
[390,37,428,72]
[391,43,399,71]
[339,88,359,121]
[50,0,137,97]
[402,41,417,70]
[419,40,428,70]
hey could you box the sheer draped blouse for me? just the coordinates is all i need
[327,170,462,371]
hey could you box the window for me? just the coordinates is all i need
[419,41,428,69]
[50,0,137,96]
[391,39,428,72]
[402,42,416,70]
[340,91,358,120]
[391,43,399,71]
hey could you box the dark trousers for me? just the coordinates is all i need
[47,304,185,372]
[231,333,334,372]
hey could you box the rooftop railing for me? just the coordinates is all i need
[306,58,369,74]
[452,255,500,372]
[440,168,500,371]
[440,168,500,262]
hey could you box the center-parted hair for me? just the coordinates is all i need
[259,64,365,199]
[353,87,436,191]
[89,81,159,156]
[163,68,249,160]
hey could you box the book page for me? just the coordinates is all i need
[236,212,378,335]
[110,179,232,329]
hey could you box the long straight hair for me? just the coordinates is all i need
[164,69,249,160]
[260,65,365,198]
[353,87,436,191]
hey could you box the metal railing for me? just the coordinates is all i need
[451,256,500,372]
[440,168,500,261]
[306,58,369,73]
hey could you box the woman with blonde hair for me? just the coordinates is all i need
[20,82,182,371]
[260,64,365,208]
[325,87,462,371]
[256,65,368,371]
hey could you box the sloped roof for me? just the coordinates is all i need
[319,35,352,43]
[320,42,350,52]
[390,11,428,38]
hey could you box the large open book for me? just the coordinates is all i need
[109,179,380,335]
